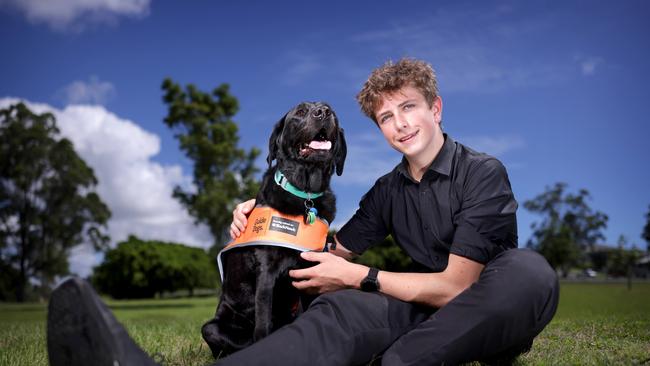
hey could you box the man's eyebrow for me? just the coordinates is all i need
[397,99,416,108]
[376,99,417,119]
[377,110,392,118]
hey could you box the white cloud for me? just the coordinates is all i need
[0,97,212,278]
[0,0,151,31]
[58,76,116,105]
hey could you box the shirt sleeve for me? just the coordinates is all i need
[335,179,390,255]
[450,158,518,264]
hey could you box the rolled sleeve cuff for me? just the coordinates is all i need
[451,225,502,264]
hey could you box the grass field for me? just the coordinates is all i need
[1,282,649,365]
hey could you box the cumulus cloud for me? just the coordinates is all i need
[57,76,116,105]
[0,97,212,277]
[0,0,151,30]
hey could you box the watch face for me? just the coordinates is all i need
[361,277,378,292]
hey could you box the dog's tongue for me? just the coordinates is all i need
[308,140,332,150]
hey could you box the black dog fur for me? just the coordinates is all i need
[201,102,346,358]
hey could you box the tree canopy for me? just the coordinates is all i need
[0,103,110,301]
[353,235,413,272]
[161,79,260,252]
[93,235,219,299]
[524,182,608,277]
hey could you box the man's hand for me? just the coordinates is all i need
[290,252,367,294]
[229,199,256,239]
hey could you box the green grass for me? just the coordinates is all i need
[1,282,649,366]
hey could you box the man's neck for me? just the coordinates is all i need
[406,133,445,182]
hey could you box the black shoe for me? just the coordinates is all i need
[47,277,159,366]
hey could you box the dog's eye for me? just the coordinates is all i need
[295,108,307,117]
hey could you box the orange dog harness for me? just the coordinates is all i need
[217,206,329,280]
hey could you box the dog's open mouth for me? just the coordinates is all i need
[299,129,332,156]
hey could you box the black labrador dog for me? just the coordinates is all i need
[201,101,346,358]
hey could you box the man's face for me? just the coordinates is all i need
[374,85,442,162]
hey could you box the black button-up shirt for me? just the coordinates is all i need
[337,134,518,272]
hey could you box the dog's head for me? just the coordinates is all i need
[267,102,346,176]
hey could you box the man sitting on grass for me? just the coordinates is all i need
[47,58,559,366]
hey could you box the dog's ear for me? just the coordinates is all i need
[334,127,347,176]
[267,114,286,167]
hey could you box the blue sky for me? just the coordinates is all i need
[1,0,649,274]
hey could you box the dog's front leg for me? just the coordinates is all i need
[253,271,274,341]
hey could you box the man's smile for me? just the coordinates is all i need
[398,130,419,143]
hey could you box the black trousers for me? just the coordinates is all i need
[215,249,559,366]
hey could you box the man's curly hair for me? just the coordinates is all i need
[356,58,439,124]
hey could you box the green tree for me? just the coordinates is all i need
[642,205,650,252]
[607,235,641,277]
[0,103,111,301]
[161,79,260,253]
[353,236,413,272]
[524,182,608,277]
[93,235,218,299]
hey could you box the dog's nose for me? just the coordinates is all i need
[312,106,331,120]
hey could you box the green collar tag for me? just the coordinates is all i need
[274,170,324,200]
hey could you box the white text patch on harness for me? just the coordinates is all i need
[269,216,299,236]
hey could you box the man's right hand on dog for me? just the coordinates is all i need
[230,199,256,239]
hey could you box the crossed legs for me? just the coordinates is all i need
[46,249,558,366]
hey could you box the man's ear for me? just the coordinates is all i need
[267,114,286,167]
[334,127,347,176]
[432,96,443,125]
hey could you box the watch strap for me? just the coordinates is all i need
[361,267,380,292]
[367,267,379,281]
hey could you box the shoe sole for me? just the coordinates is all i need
[47,277,130,366]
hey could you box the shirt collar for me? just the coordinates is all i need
[397,133,455,180]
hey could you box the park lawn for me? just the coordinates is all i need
[1,282,649,366]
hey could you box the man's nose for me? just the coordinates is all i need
[393,112,409,130]
[312,106,331,120]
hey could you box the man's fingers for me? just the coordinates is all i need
[230,199,255,238]
[233,213,248,228]
[243,198,256,213]
[236,199,256,216]
[229,223,240,239]
[292,280,317,291]
[300,251,329,262]
[289,268,313,280]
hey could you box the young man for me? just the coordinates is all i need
[225,58,559,364]
[47,59,558,366]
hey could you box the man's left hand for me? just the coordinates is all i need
[290,252,367,294]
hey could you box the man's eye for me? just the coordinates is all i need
[403,104,415,111]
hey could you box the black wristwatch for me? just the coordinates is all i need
[360,267,380,292]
